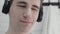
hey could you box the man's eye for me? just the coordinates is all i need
[17,5,26,8]
[31,8,37,11]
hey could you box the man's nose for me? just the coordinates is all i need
[23,8,32,19]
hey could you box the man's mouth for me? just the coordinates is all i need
[20,20,32,24]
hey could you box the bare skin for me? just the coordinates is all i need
[6,0,41,34]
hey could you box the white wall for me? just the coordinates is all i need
[47,0,60,34]
[47,5,60,34]
[0,0,9,34]
[42,0,60,34]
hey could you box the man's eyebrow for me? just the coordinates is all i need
[17,1,27,5]
[33,5,40,9]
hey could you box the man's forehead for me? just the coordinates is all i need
[13,0,41,6]
[13,0,40,3]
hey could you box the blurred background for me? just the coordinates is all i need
[0,0,60,34]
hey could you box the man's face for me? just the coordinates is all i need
[9,0,41,33]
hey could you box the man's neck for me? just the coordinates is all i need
[5,28,30,34]
[6,31,30,34]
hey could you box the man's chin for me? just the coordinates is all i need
[20,29,30,33]
[15,21,33,32]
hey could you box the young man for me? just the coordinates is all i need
[2,0,43,34]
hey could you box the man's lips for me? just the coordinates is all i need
[20,20,32,23]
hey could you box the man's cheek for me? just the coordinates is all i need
[35,13,38,18]
[32,15,37,22]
